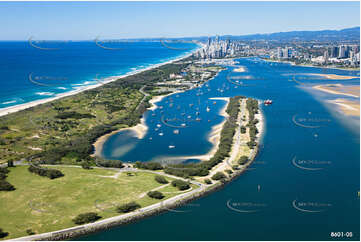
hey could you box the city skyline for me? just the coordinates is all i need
[0,1,359,40]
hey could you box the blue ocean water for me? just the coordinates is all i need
[83,58,360,241]
[0,41,198,109]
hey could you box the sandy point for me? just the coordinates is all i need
[313,84,360,98]
[233,66,247,73]
[307,73,359,80]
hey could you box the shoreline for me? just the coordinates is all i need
[262,58,360,72]
[9,99,265,242]
[0,47,201,118]
[92,65,224,160]
[160,97,230,162]
[92,89,188,158]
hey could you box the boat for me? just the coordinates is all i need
[181,123,186,127]
[156,124,161,128]
[159,132,164,136]
[264,99,273,105]
[213,101,216,105]
[187,115,191,119]
[196,117,201,121]
[173,129,179,134]
[168,145,175,149]
[206,107,210,112]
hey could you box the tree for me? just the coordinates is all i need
[238,156,249,165]
[0,180,15,191]
[117,202,141,213]
[212,172,227,181]
[0,228,9,238]
[204,178,212,184]
[154,175,168,184]
[171,179,190,191]
[240,126,246,134]
[72,212,101,225]
[81,161,92,170]
[225,169,233,174]
[147,191,164,199]
[7,159,14,167]
[26,229,35,235]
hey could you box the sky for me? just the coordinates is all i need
[0,1,359,40]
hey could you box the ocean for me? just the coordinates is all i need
[82,57,360,241]
[0,41,198,109]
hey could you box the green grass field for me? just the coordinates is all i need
[0,166,188,239]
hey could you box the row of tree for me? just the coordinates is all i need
[245,98,259,149]
[28,165,64,179]
[0,167,15,191]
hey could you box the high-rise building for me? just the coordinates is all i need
[277,47,283,59]
[338,45,347,58]
[330,46,338,58]
[323,50,329,64]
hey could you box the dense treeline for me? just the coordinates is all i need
[55,111,96,120]
[246,98,259,149]
[134,161,163,170]
[95,158,124,168]
[164,96,244,178]
[28,165,64,179]
[72,212,101,225]
[0,167,15,191]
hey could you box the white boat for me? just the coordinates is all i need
[206,107,210,112]
[156,124,161,128]
[173,129,179,134]
[168,145,175,149]
[181,123,186,127]
[159,132,164,136]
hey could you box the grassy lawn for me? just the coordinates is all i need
[0,166,186,239]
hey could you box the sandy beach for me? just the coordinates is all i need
[0,47,201,118]
[92,117,148,157]
[329,98,360,117]
[313,84,360,98]
[307,73,359,80]
[160,97,230,162]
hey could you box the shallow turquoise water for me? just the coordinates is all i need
[82,58,360,241]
